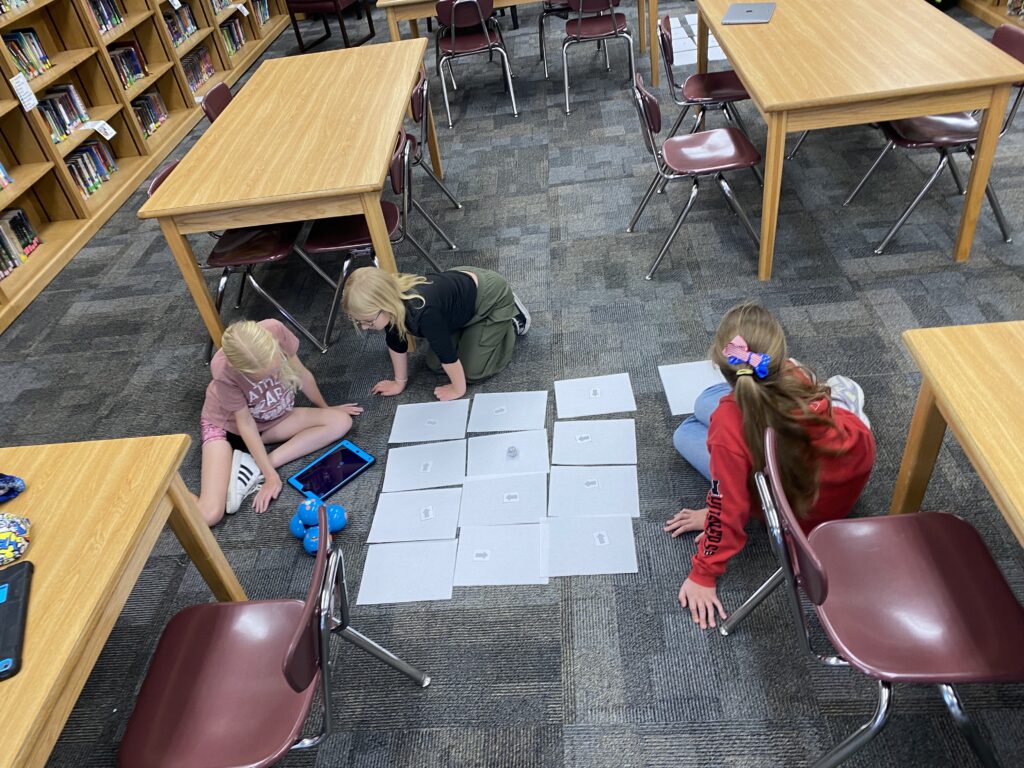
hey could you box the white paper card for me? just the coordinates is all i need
[233,2,249,15]
[368,487,462,543]
[673,34,696,51]
[459,472,548,526]
[673,49,699,67]
[548,465,640,518]
[545,516,638,577]
[79,120,116,139]
[658,360,727,416]
[169,0,181,8]
[356,540,458,604]
[454,524,548,586]
[389,399,469,444]
[684,13,698,24]
[552,419,637,465]
[467,429,549,478]
[554,373,636,419]
[708,46,727,61]
[468,391,548,433]
[381,439,466,492]
[10,74,36,112]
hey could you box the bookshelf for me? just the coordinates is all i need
[0,0,290,333]
[961,0,1024,30]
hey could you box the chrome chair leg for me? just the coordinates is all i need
[439,55,454,128]
[875,150,949,254]
[843,139,895,207]
[205,269,231,363]
[419,163,462,209]
[603,33,611,71]
[539,11,549,78]
[446,59,458,90]
[984,181,1013,244]
[724,101,753,142]
[494,46,519,117]
[718,567,783,636]
[234,266,248,308]
[646,177,699,280]
[666,104,692,139]
[716,173,760,248]
[946,152,967,195]
[321,256,353,349]
[562,39,574,115]
[412,198,457,250]
[813,681,893,768]
[404,230,442,271]
[940,685,1003,768]
[787,130,809,160]
[244,272,327,353]
[623,32,634,83]
[627,170,663,232]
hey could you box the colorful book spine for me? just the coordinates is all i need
[0,0,32,17]
[0,208,41,283]
[164,4,199,47]
[181,46,215,93]
[219,17,246,55]
[209,0,231,15]
[38,84,91,144]
[0,161,12,189]
[108,43,149,90]
[3,29,52,80]
[85,0,125,35]
[131,90,169,138]
[252,0,269,24]
[64,140,119,199]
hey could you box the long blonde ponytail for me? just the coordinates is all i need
[221,320,302,391]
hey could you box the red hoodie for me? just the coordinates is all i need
[688,391,876,588]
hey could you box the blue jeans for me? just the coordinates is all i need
[673,382,732,481]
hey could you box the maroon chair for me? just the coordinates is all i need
[843,24,1024,254]
[537,0,571,79]
[409,71,461,209]
[560,0,634,115]
[726,428,1024,768]
[201,82,232,124]
[434,0,517,128]
[118,505,429,767]
[626,73,760,279]
[285,0,374,53]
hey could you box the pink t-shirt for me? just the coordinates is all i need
[201,319,300,434]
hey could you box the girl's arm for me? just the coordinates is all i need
[435,360,467,401]
[290,355,328,408]
[372,349,409,396]
[234,407,282,513]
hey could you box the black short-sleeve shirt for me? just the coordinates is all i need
[384,271,477,365]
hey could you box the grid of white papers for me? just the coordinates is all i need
[551,419,637,465]
[466,429,550,478]
[459,472,548,527]
[548,465,640,518]
[468,391,549,433]
[544,516,638,577]
[554,373,637,419]
[454,524,548,586]
[368,488,462,543]
[389,400,469,444]
[356,539,459,605]
[381,439,466,492]
[658,360,728,416]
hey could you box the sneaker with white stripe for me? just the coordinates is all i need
[226,450,263,515]
[511,291,530,336]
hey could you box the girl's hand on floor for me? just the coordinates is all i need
[253,472,282,514]
[433,384,464,401]
[664,507,709,537]
[372,380,406,396]
[678,578,727,630]
[332,403,364,416]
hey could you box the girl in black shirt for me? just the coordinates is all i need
[342,266,530,401]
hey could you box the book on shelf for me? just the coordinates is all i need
[0,208,40,281]
[109,42,150,90]
[131,90,168,138]
[38,84,91,145]
[0,160,12,188]
[181,46,215,93]
[163,4,199,47]
[0,0,31,16]
[209,0,231,16]
[3,29,52,81]
[84,0,126,35]
[219,17,246,55]
[64,139,118,199]
[252,0,269,24]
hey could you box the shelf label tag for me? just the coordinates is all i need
[10,74,36,112]
[80,120,116,140]
[169,0,182,8]
[233,3,249,15]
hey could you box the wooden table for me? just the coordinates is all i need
[0,435,245,768]
[890,322,1024,547]
[139,40,441,348]
[681,0,1024,280]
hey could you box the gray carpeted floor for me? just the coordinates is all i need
[3,3,1024,766]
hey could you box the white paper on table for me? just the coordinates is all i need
[708,46,728,61]
[466,429,549,478]
[368,487,462,543]
[459,472,548,526]
[356,539,458,604]
[389,400,469,443]
[551,419,637,466]
[453,524,548,586]
[554,373,636,419]
[658,360,728,416]
[381,439,466,492]
[544,516,638,577]
[548,465,640,518]
[468,391,548,433]
[673,34,697,51]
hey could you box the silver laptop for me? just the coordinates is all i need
[722,2,775,24]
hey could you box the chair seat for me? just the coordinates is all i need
[661,126,760,175]
[811,512,1024,685]
[681,69,748,103]
[303,202,400,254]
[208,224,301,268]
[286,0,355,12]
[117,601,319,768]
[564,13,627,38]
[438,26,500,54]
[883,112,979,149]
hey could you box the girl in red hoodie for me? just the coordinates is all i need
[665,302,876,629]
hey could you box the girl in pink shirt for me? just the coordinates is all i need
[196,319,363,526]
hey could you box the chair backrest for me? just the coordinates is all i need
[390,130,409,197]
[201,82,233,124]
[436,0,492,29]
[283,503,330,692]
[630,73,662,158]
[411,71,428,146]
[147,161,179,197]
[658,15,682,92]
[992,24,1024,135]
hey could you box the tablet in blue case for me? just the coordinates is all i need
[287,439,375,503]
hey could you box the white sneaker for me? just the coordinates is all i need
[511,291,530,336]
[226,450,263,515]
[827,375,871,430]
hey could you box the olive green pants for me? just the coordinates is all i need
[424,266,517,382]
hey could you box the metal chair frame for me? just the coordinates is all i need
[287,0,375,53]
[410,74,462,210]
[561,0,635,115]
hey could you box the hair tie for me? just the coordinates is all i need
[735,368,754,377]
[723,335,771,379]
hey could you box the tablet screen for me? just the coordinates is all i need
[294,444,372,499]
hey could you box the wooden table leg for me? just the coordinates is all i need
[364,192,398,274]
[409,18,420,37]
[166,473,247,601]
[954,84,1010,263]
[159,217,224,348]
[636,0,646,56]
[696,10,708,75]
[889,379,947,515]
[758,111,787,281]
[647,0,658,85]
[426,94,445,179]
[386,8,402,41]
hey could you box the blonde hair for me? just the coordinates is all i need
[221,320,301,391]
[711,302,838,518]
[341,267,428,341]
